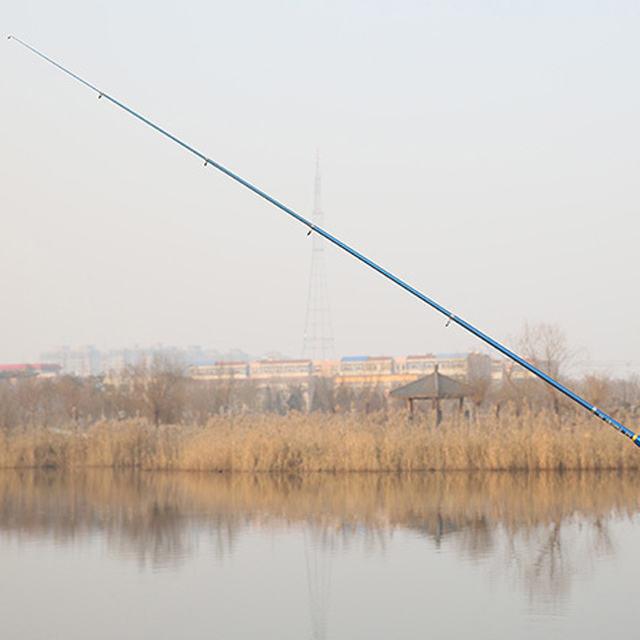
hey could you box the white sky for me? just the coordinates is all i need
[2,1,639,376]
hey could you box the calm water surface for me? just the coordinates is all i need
[0,470,638,639]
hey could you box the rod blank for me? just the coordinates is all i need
[9,35,640,448]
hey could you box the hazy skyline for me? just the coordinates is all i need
[3,1,639,377]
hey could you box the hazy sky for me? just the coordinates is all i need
[2,1,639,375]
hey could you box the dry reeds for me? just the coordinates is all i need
[1,407,639,471]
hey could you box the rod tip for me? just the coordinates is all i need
[7,35,13,40]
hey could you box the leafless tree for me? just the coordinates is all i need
[517,322,574,379]
[467,358,492,407]
[308,377,336,413]
[124,354,186,426]
[515,322,576,415]
[0,380,18,430]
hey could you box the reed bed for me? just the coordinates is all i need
[1,407,639,471]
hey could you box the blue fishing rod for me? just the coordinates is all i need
[9,35,640,448]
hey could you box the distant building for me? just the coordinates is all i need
[189,361,250,380]
[187,351,493,391]
[102,347,144,375]
[433,353,470,379]
[490,358,536,384]
[395,354,437,375]
[250,359,312,380]
[311,359,340,377]
[397,353,491,382]
[40,346,102,377]
[338,356,395,376]
[334,356,409,391]
[34,343,494,392]
[189,358,344,382]
[38,343,226,378]
[0,363,61,380]
[491,359,505,384]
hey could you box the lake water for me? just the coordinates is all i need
[1,469,639,639]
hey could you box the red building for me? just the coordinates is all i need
[0,363,62,379]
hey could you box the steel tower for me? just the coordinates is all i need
[301,155,335,361]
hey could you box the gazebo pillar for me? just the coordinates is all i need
[407,398,414,418]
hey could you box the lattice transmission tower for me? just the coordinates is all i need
[301,155,335,361]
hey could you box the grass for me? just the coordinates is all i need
[1,407,639,471]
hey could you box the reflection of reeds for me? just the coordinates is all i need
[2,469,632,600]
[1,468,638,546]
[1,408,640,471]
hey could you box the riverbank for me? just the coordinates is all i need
[2,409,639,471]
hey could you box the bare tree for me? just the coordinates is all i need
[0,381,18,430]
[125,354,186,426]
[308,377,336,413]
[518,322,574,380]
[516,322,576,415]
[467,358,492,407]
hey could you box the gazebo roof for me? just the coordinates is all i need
[389,368,469,399]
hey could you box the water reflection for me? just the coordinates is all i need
[0,469,637,601]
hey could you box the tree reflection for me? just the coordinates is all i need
[495,513,617,607]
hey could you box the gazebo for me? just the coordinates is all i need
[389,365,469,422]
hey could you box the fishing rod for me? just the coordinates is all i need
[9,35,640,448]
